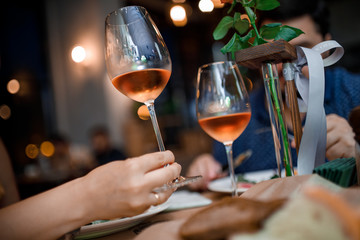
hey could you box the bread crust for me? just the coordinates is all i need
[179,197,286,240]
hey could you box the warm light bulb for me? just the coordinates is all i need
[71,46,86,63]
[40,141,55,157]
[0,104,11,120]
[199,0,214,12]
[7,79,20,94]
[170,5,188,27]
[25,144,39,159]
[170,5,186,21]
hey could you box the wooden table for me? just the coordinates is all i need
[92,175,359,240]
[96,192,229,240]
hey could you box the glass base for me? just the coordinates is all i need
[152,175,202,193]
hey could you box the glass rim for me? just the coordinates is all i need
[198,61,237,71]
[105,5,148,26]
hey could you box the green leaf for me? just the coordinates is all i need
[242,28,255,42]
[220,32,252,54]
[244,6,256,23]
[213,16,233,40]
[252,36,268,46]
[233,11,241,21]
[255,0,280,11]
[242,0,255,7]
[227,0,237,14]
[274,25,304,42]
[233,12,249,34]
[260,23,281,40]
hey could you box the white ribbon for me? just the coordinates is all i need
[291,40,344,175]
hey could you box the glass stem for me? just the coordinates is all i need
[224,142,237,197]
[145,100,165,152]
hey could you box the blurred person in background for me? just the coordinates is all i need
[49,133,96,178]
[89,125,127,166]
[187,0,360,190]
[48,134,73,178]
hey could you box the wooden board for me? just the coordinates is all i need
[234,39,297,69]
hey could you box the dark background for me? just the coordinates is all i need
[1,0,359,198]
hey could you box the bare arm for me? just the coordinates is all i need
[0,139,20,207]
[0,151,181,240]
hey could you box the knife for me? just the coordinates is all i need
[221,149,253,172]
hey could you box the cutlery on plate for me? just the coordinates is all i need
[221,149,252,173]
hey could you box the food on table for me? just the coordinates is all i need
[179,197,286,240]
[180,179,360,240]
[231,186,359,240]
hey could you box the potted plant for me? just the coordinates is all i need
[212,0,304,177]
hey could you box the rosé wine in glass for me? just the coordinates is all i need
[105,6,201,192]
[196,61,251,196]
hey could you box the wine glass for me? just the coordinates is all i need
[196,61,251,197]
[105,6,201,191]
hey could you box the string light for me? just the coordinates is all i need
[7,79,20,94]
[0,104,11,120]
[71,46,86,63]
[25,144,39,159]
[199,0,214,12]
[170,5,188,27]
[40,141,55,157]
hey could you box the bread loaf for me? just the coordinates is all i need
[179,197,286,240]
[231,186,360,240]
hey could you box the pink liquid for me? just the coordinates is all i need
[112,69,171,103]
[199,112,251,143]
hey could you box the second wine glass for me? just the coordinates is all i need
[105,6,201,192]
[196,61,251,197]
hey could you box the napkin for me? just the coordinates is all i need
[313,158,358,187]
[164,190,212,212]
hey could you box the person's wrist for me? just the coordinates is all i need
[72,176,97,223]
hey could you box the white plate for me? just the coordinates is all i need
[208,169,278,193]
[164,190,212,211]
[72,203,169,240]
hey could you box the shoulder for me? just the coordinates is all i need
[324,67,360,116]
[325,67,360,90]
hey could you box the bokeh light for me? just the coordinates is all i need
[170,5,188,27]
[25,144,39,159]
[137,105,150,120]
[170,5,186,21]
[71,46,86,63]
[40,141,55,157]
[0,104,11,120]
[199,0,214,12]
[7,79,20,94]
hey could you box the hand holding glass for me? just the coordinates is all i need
[196,61,251,196]
[105,6,201,192]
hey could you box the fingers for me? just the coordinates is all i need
[149,189,173,206]
[290,139,296,149]
[151,192,161,206]
[326,137,356,160]
[144,162,182,189]
[187,154,221,191]
[326,114,356,160]
[131,150,175,172]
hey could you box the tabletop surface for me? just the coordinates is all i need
[95,192,228,240]
[81,175,359,240]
